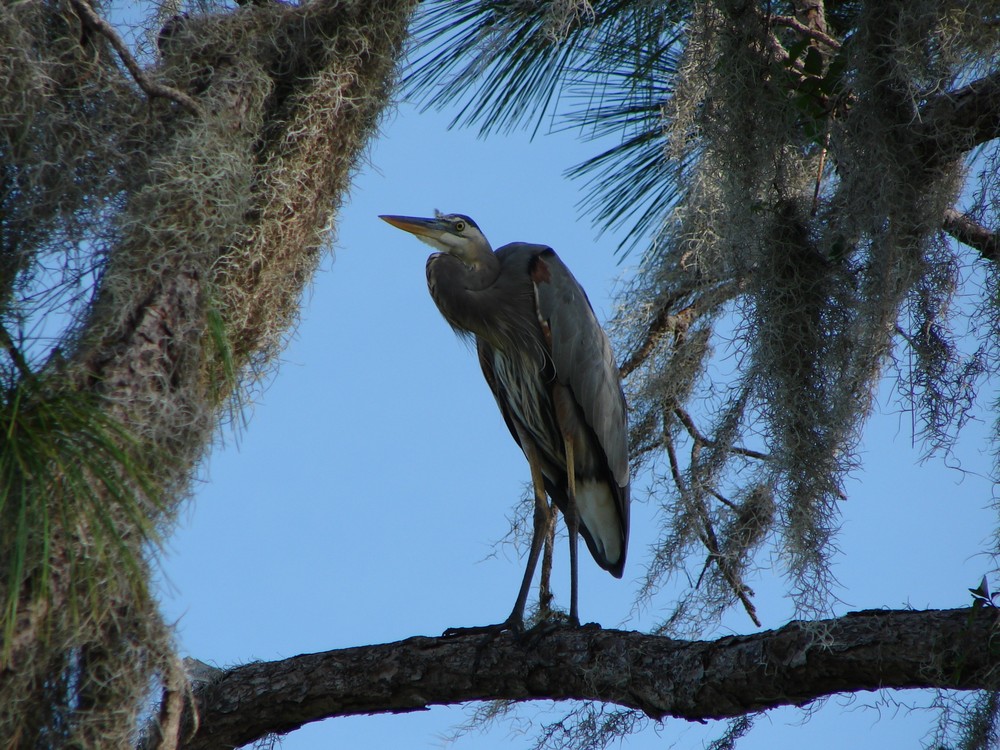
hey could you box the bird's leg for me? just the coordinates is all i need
[442,445,549,637]
[506,449,551,627]
[564,436,581,626]
[537,499,557,620]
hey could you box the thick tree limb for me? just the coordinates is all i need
[918,70,1000,162]
[712,4,998,166]
[178,608,1000,750]
[943,209,1000,263]
[1,0,416,742]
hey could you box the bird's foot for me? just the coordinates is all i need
[443,607,594,640]
[442,614,524,639]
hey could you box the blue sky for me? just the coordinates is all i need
[155,81,998,749]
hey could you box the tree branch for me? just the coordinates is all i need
[943,209,1000,263]
[619,302,695,378]
[771,14,840,51]
[177,608,1000,749]
[673,407,770,462]
[0,323,32,380]
[68,0,203,115]
[790,0,830,40]
[918,69,1000,162]
[619,280,741,378]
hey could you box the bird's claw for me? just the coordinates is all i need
[442,616,524,639]
[443,608,591,642]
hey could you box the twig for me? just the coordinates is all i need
[664,423,762,627]
[673,407,771,461]
[693,495,763,628]
[811,124,831,215]
[771,14,841,50]
[0,323,32,380]
[708,487,737,510]
[619,279,742,378]
[662,429,688,498]
[68,0,202,116]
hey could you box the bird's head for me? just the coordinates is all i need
[380,211,493,265]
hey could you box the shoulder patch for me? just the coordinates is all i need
[529,254,551,284]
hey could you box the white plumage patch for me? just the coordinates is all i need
[492,347,557,451]
[576,480,622,566]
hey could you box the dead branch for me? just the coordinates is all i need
[68,0,203,115]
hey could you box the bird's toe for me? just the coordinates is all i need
[441,617,524,639]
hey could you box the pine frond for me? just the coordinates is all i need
[405,1,691,251]
[0,375,167,661]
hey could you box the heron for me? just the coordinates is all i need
[380,212,629,631]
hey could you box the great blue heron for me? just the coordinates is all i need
[380,212,629,631]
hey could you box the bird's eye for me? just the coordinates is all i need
[454,220,466,232]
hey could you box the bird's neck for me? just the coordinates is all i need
[426,251,501,337]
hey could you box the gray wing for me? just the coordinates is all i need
[529,248,629,491]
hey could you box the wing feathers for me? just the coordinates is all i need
[531,249,630,573]
[531,250,629,488]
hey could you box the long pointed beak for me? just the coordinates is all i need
[379,214,448,239]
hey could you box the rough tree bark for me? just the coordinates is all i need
[179,608,1000,749]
